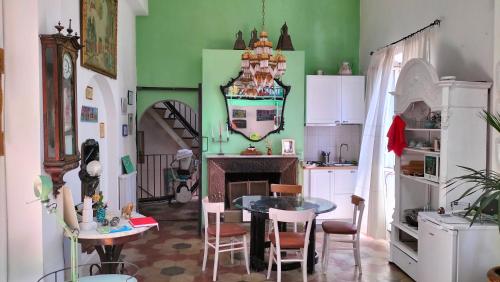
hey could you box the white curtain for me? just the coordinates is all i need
[356,28,434,239]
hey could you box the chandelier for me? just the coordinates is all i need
[240,0,287,95]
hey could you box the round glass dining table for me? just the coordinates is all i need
[233,196,336,273]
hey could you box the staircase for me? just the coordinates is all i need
[152,101,200,150]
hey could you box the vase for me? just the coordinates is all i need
[339,62,352,75]
[96,207,106,223]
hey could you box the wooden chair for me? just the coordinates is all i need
[201,197,250,281]
[321,195,365,274]
[266,208,315,282]
[270,184,302,232]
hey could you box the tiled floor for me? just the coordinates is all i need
[122,220,413,282]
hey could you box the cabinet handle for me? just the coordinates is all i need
[334,120,340,124]
[350,170,356,173]
[343,120,348,123]
[429,232,435,236]
[328,171,332,173]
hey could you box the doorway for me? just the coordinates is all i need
[135,86,202,230]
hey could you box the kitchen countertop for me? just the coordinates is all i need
[303,165,358,170]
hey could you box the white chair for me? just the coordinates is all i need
[266,208,315,282]
[321,195,365,274]
[202,197,250,281]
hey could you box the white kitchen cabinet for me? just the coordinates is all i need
[341,76,365,124]
[306,75,365,125]
[309,170,334,220]
[306,76,341,124]
[305,168,358,221]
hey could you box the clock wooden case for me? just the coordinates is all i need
[40,25,82,196]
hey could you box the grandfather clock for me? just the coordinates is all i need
[40,21,82,196]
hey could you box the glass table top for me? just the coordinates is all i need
[233,196,336,214]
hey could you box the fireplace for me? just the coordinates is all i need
[207,155,298,221]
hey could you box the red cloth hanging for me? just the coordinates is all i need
[387,115,407,156]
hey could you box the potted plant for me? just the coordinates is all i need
[447,110,500,281]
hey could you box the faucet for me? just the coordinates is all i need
[339,143,349,163]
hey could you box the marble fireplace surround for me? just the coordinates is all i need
[206,155,298,203]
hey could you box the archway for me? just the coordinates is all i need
[137,99,200,222]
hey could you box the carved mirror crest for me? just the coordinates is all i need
[220,72,291,142]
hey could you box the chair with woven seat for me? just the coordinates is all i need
[266,208,315,282]
[202,197,250,281]
[321,195,365,274]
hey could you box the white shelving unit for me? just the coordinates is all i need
[389,59,490,280]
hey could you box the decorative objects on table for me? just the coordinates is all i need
[240,144,262,155]
[99,122,105,138]
[121,202,134,219]
[248,28,258,49]
[121,97,127,114]
[122,124,128,137]
[81,0,118,78]
[233,30,246,50]
[338,61,352,75]
[121,155,135,174]
[94,192,106,223]
[110,216,120,227]
[85,86,93,100]
[276,22,294,50]
[40,20,82,196]
[239,0,287,93]
[211,122,229,155]
[128,113,134,135]
[80,106,98,122]
[127,90,134,105]
[281,139,295,155]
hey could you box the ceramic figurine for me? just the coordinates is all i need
[248,28,258,49]
[339,61,352,75]
[277,22,294,50]
[233,30,246,50]
[121,202,134,219]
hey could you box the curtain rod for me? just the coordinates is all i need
[369,19,441,55]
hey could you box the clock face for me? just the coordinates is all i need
[62,53,73,79]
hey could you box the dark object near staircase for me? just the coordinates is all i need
[152,101,199,149]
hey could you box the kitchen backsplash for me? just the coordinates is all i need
[304,125,362,162]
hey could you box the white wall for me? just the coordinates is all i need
[3,0,143,280]
[360,0,494,82]
[4,0,44,281]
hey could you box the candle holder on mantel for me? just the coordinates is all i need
[212,135,229,155]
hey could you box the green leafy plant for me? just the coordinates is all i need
[447,110,500,230]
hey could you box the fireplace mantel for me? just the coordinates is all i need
[207,155,298,202]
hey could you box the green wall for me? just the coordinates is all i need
[202,50,305,196]
[136,0,360,89]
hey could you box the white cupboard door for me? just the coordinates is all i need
[341,76,365,124]
[306,76,341,124]
[334,169,357,194]
[310,170,333,220]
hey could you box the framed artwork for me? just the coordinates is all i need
[122,124,128,137]
[121,155,136,174]
[232,109,246,118]
[81,0,118,78]
[99,122,105,138]
[281,139,295,155]
[128,113,134,135]
[85,86,93,100]
[127,90,134,105]
[256,109,276,121]
[80,106,98,122]
[121,98,127,114]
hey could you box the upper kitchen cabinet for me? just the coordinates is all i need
[306,75,365,125]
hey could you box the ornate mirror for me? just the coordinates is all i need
[220,72,291,142]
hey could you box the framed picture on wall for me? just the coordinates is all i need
[81,0,118,78]
[281,139,295,155]
[121,98,127,114]
[127,90,134,105]
[122,124,128,137]
[128,113,134,134]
